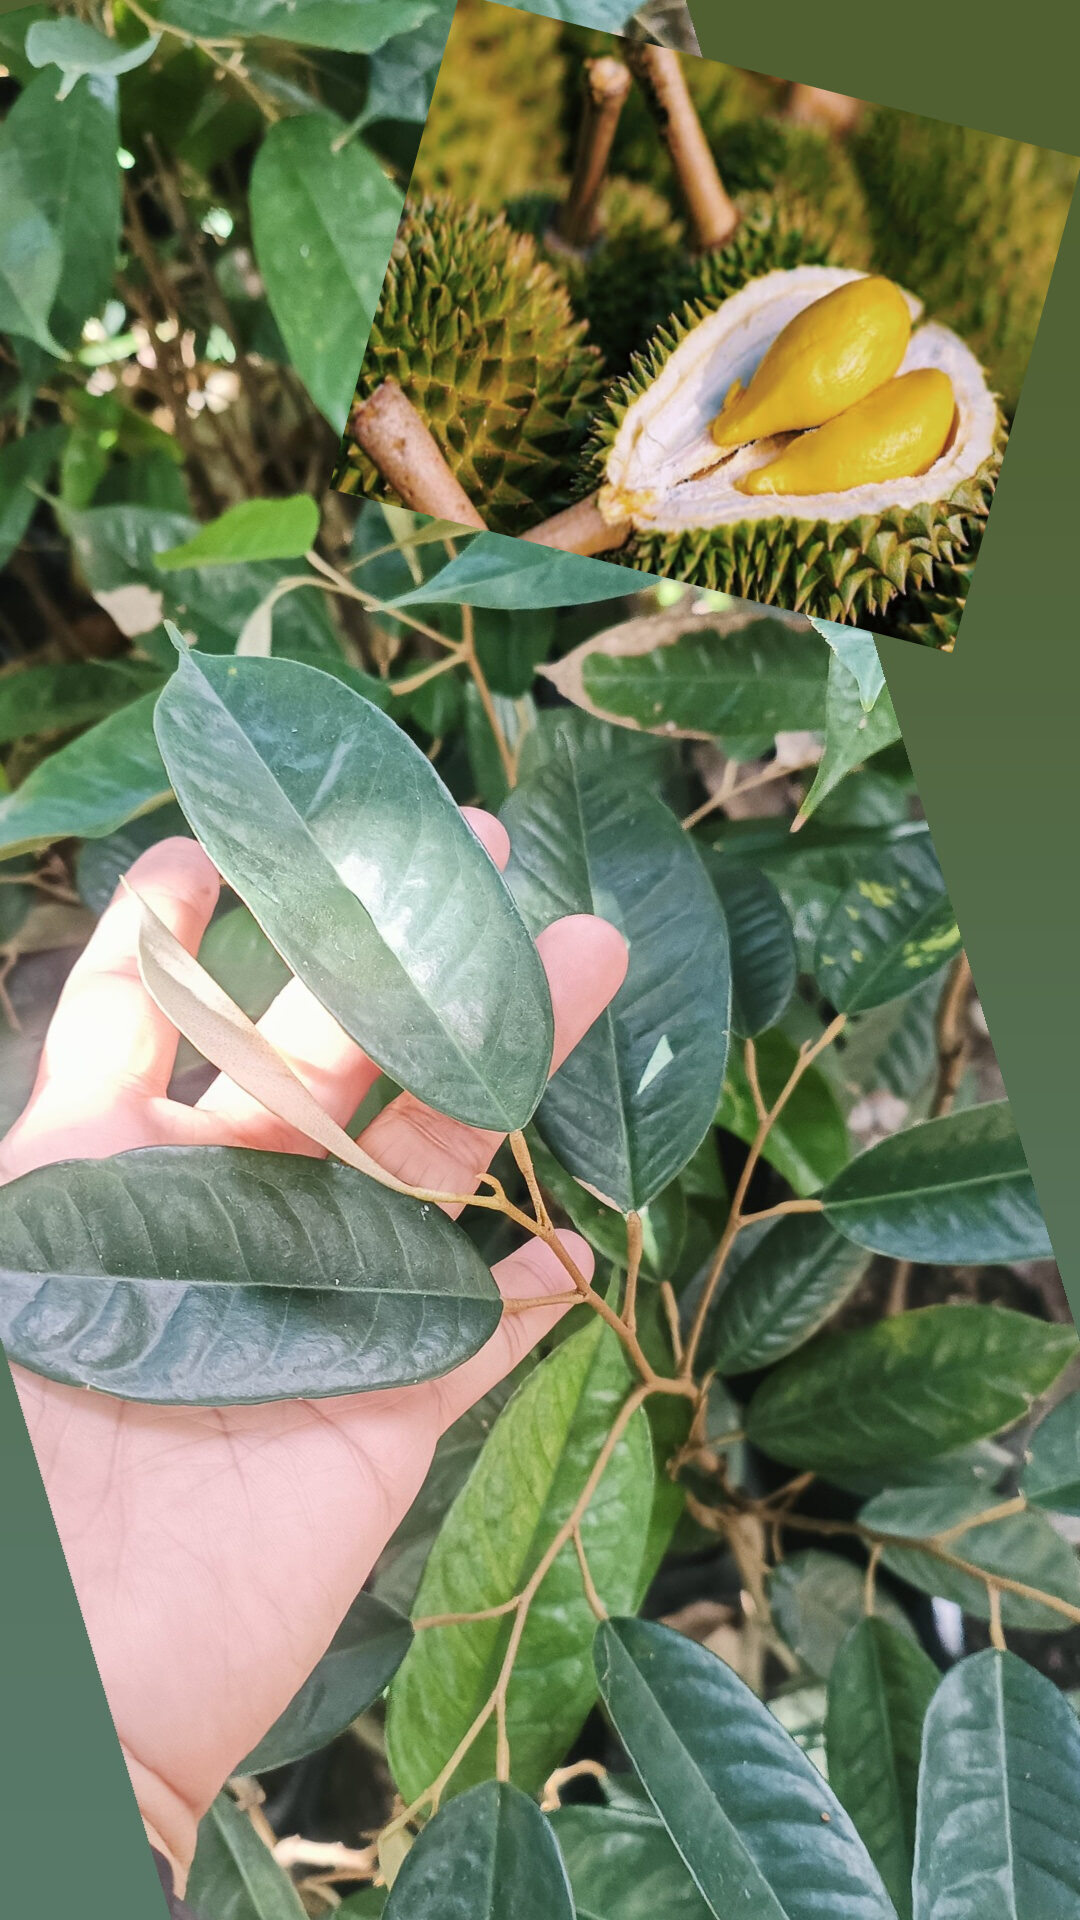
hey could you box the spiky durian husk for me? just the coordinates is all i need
[410,0,569,208]
[712,117,874,267]
[852,109,1079,413]
[334,197,604,534]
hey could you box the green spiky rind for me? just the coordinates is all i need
[712,117,874,267]
[337,197,604,533]
[852,108,1079,412]
[410,0,568,208]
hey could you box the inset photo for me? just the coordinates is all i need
[332,0,1078,648]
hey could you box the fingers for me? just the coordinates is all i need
[34,839,220,1110]
[194,808,512,1146]
[430,1231,592,1431]
[356,912,629,1203]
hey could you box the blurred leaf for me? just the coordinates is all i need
[807,619,885,709]
[770,1550,918,1680]
[384,1782,575,1920]
[0,657,164,747]
[0,691,170,861]
[158,0,437,51]
[74,802,191,910]
[0,425,65,567]
[0,150,63,354]
[0,68,121,348]
[240,1591,413,1773]
[716,1027,849,1195]
[188,1792,306,1920]
[363,13,450,125]
[25,19,158,97]
[392,536,642,609]
[1022,1392,1080,1515]
[155,496,320,569]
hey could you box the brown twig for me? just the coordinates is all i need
[622,1211,644,1335]
[460,602,516,789]
[350,382,488,529]
[680,755,822,832]
[785,83,864,134]
[558,57,633,248]
[887,951,973,1314]
[521,493,631,556]
[540,1759,607,1813]
[626,45,739,249]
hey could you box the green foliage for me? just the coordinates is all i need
[187,1792,307,1920]
[825,1620,939,1917]
[240,1592,413,1774]
[384,1781,576,1920]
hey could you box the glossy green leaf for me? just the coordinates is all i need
[1022,1392,1080,1514]
[745,1305,1077,1474]
[0,657,164,747]
[0,1145,501,1404]
[0,424,65,569]
[154,647,552,1130]
[502,755,730,1212]
[392,536,641,609]
[593,1616,896,1919]
[527,1128,687,1281]
[913,1650,1080,1918]
[771,1551,918,1679]
[0,68,121,349]
[814,843,960,1013]
[0,691,170,861]
[716,1027,849,1195]
[363,13,449,126]
[187,1792,306,1920]
[798,654,901,824]
[386,1322,655,1801]
[158,0,436,51]
[241,1591,412,1773]
[155,496,320,570]
[825,1619,939,1919]
[25,19,158,97]
[701,853,796,1038]
[473,607,553,695]
[823,1102,1053,1263]
[552,1804,712,1920]
[865,1485,1080,1631]
[575,618,829,739]
[385,1782,575,1920]
[808,620,885,709]
[250,113,403,432]
[704,1211,870,1375]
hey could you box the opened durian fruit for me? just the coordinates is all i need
[587,267,1002,640]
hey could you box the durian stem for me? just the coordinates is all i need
[557,56,632,250]
[785,83,864,134]
[350,380,488,531]
[626,45,739,250]
[521,493,630,557]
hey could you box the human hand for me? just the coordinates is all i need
[0,822,627,1891]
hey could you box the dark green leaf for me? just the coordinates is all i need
[74,802,192,910]
[823,1103,1053,1263]
[716,1027,849,1195]
[864,1485,1080,1631]
[825,1619,939,1919]
[515,708,680,800]
[814,843,960,1013]
[384,1782,575,1920]
[527,1128,687,1281]
[1022,1392,1080,1515]
[191,906,291,1028]
[250,113,403,432]
[473,607,553,696]
[155,496,320,570]
[770,1550,918,1679]
[241,1592,412,1773]
[593,1616,895,1919]
[0,692,170,861]
[386,1322,655,1801]
[913,1650,1080,1918]
[502,755,730,1212]
[392,537,642,609]
[158,0,436,51]
[0,1145,501,1404]
[363,13,449,126]
[154,647,553,1130]
[0,658,164,747]
[798,653,901,824]
[0,148,62,354]
[0,68,121,348]
[701,852,796,1038]
[574,618,829,739]
[188,1792,306,1920]
[25,19,158,97]
[0,425,65,568]
[552,1804,712,1920]
[745,1305,1077,1474]
[704,1212,870,1375]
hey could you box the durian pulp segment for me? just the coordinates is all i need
[601,266,996,534]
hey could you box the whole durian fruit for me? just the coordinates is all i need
[712,116,874,268]
[410,0,569,208]
[852,108,1079,413]
[335,196,605,534]
[583,265,1003,644]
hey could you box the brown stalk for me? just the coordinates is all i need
[785,83,864,134]
[557,57,633,249]
[626,45,739,249]
[350,382,488,529]
[521,492,631,556]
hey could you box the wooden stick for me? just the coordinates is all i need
[557,57,633,249]
[626,45,738,249]
[786,83,864,134]
[350,381,488,529]
[521,492,631,557]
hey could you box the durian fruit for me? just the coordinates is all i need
[852,108,1080,413]
[410,0,569,208]
[586,265,1003,642]
[736,367,956,495]
[711,116,874,268]
[336,197,605,535]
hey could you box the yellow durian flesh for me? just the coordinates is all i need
[736,368,956,497]
[710,274,912,449]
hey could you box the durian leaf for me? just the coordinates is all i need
[0,425,65,570]
[551,1804,712,1920]
[383,1782,575,1920]
[814,840,961,1012]
[390,534,643,609]
[363,13,450,126]
[913,1650,1080,1918]
[700,851,797,1037]
[864,1485,1080,1631]
[592,1617,896,1919]
[502,753,730,1212]
[154,495,320,569]
[0,1145,502,1404]
[0,657,164,747]
[770,1551,919,1681]
[0,691,172,861]
[25,19,158,95]
[702,1210,870,1375]
[822,1102,1053,1263]
[797,654,901,824]
[744,1305,1077,1474]
[240,1591,413,1773]
[385,1322,655,1803]
[187,1792,306,1920]
[250,113,403,433]
[716,1026,849,1195]
[807,619,885,709]
[156,0,436,52]
[1022,1392,1080,1514]
[824,1619,939,1920]
[526,1127,688,1282]
[0,155,62,355]
[153,647,554,1131]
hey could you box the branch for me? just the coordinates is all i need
[625,45,739,249]
[350,382,488,529]
[521,492,631,556]
[557,57,633,249]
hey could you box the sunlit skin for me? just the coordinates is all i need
[0,824,628,1893]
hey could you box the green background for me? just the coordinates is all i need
[1,0,1079,1909]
